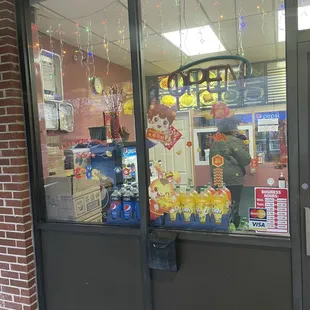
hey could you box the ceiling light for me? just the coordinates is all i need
[163,25,226,56]
[278,6,310,42]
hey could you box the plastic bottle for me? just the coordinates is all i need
[110,187,122,219]
[222,183,232,204]
[219,185,230,213]
[119,184,126,196]
[278,172,286,188]
[206,182,216,195]
[131,184,140,221]
[190,185,199,205]
[182,188,195,223]
[196,189,207,223]
[212,189,228,224]
[135,192,140,221]
[122,188,134,220]
[177,186,185,213]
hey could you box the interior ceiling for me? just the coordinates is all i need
[34,0,286,75]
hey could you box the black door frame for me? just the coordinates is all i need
[15,0,303,309]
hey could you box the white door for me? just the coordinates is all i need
[149,111,193,187]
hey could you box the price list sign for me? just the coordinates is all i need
[254,188,289,234]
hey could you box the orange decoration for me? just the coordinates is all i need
[212,155,225,168]
[213,132,227,142]
[186,141,193,147]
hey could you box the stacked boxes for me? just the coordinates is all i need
[45,176,102,222]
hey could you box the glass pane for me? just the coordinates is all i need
[143,0,289,236]
[30,1,140,225]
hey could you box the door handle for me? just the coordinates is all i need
[305,207,310,256]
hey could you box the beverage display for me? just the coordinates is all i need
[110,187,122,219]
[122,188,134,220]
[196,189,208,223]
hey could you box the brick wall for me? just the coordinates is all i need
[0,0,38,310]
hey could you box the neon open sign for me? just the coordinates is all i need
[167,55,252,97]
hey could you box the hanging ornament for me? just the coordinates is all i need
[238,3,245,57]
[186,141,192,147]
[176,149,182,155]
[257,0,267,35]
[102,9,111,76]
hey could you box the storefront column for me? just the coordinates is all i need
[0,0,38,309]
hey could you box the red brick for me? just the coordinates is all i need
[9,279,28,289]
[6,231,29,240]
[0,207,14,215]
[0,36,17,48]
[0,222,15,230]
[14,206,31,216]
[0,292,12,301]
[5,214,30,224]
[8,124,24,132]
[5,200,22,207]
[8,247,26,256]
[0,246,7,253]
[5,183,28,191]
[23,302,38,310]
[3,166,28,174]
[1,53,19,64]
[2,149,26,157]
[0,199,3,206]
[0,238,15,246]
[17,253,33,264]
[0,10,16,21]
[0,231,5,238]
[21,285,36,297]
[5,89,21,98]
[0,29,16,40]
[11,174,28,182]
[9,140,25,148]
[2,71,20,81]
[19,269,35,281]
[0,191,12,199]
[0,141,8,148]
[0,2,15,12]
[0,277,10,285]
[6,106,23,115]
[0,254,16,262]
[4,301,22,310]
[16,238,32,249]
[0,124,6,131]
[0,80,20,90]
[0,175,10,182]
[0,158,9,165]
[0,63,19,73]
[10,157,27,165]
[13,190,29,199]
[0,45,18,55]
[11,262,33,273]
[0,98,22,107]
[13,296,30,304]
[0,132,24,140]
[0,115,24,124]
[16,225,31,234]
[0,262,10,270]
[0,107,5,115]
[2,285,20,295]
[2,270,18,279]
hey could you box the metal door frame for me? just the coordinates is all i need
[15,0,304,309]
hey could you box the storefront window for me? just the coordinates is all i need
[31,2,139,224]
[144,0,290,235]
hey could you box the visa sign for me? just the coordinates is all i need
[249,208,267,231]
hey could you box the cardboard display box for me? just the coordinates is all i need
[45,176,101,221]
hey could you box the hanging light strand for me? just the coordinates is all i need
[238,3,245,57]
[257,0,266,35]
[177,0,183,68]
[102,9,110,76]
